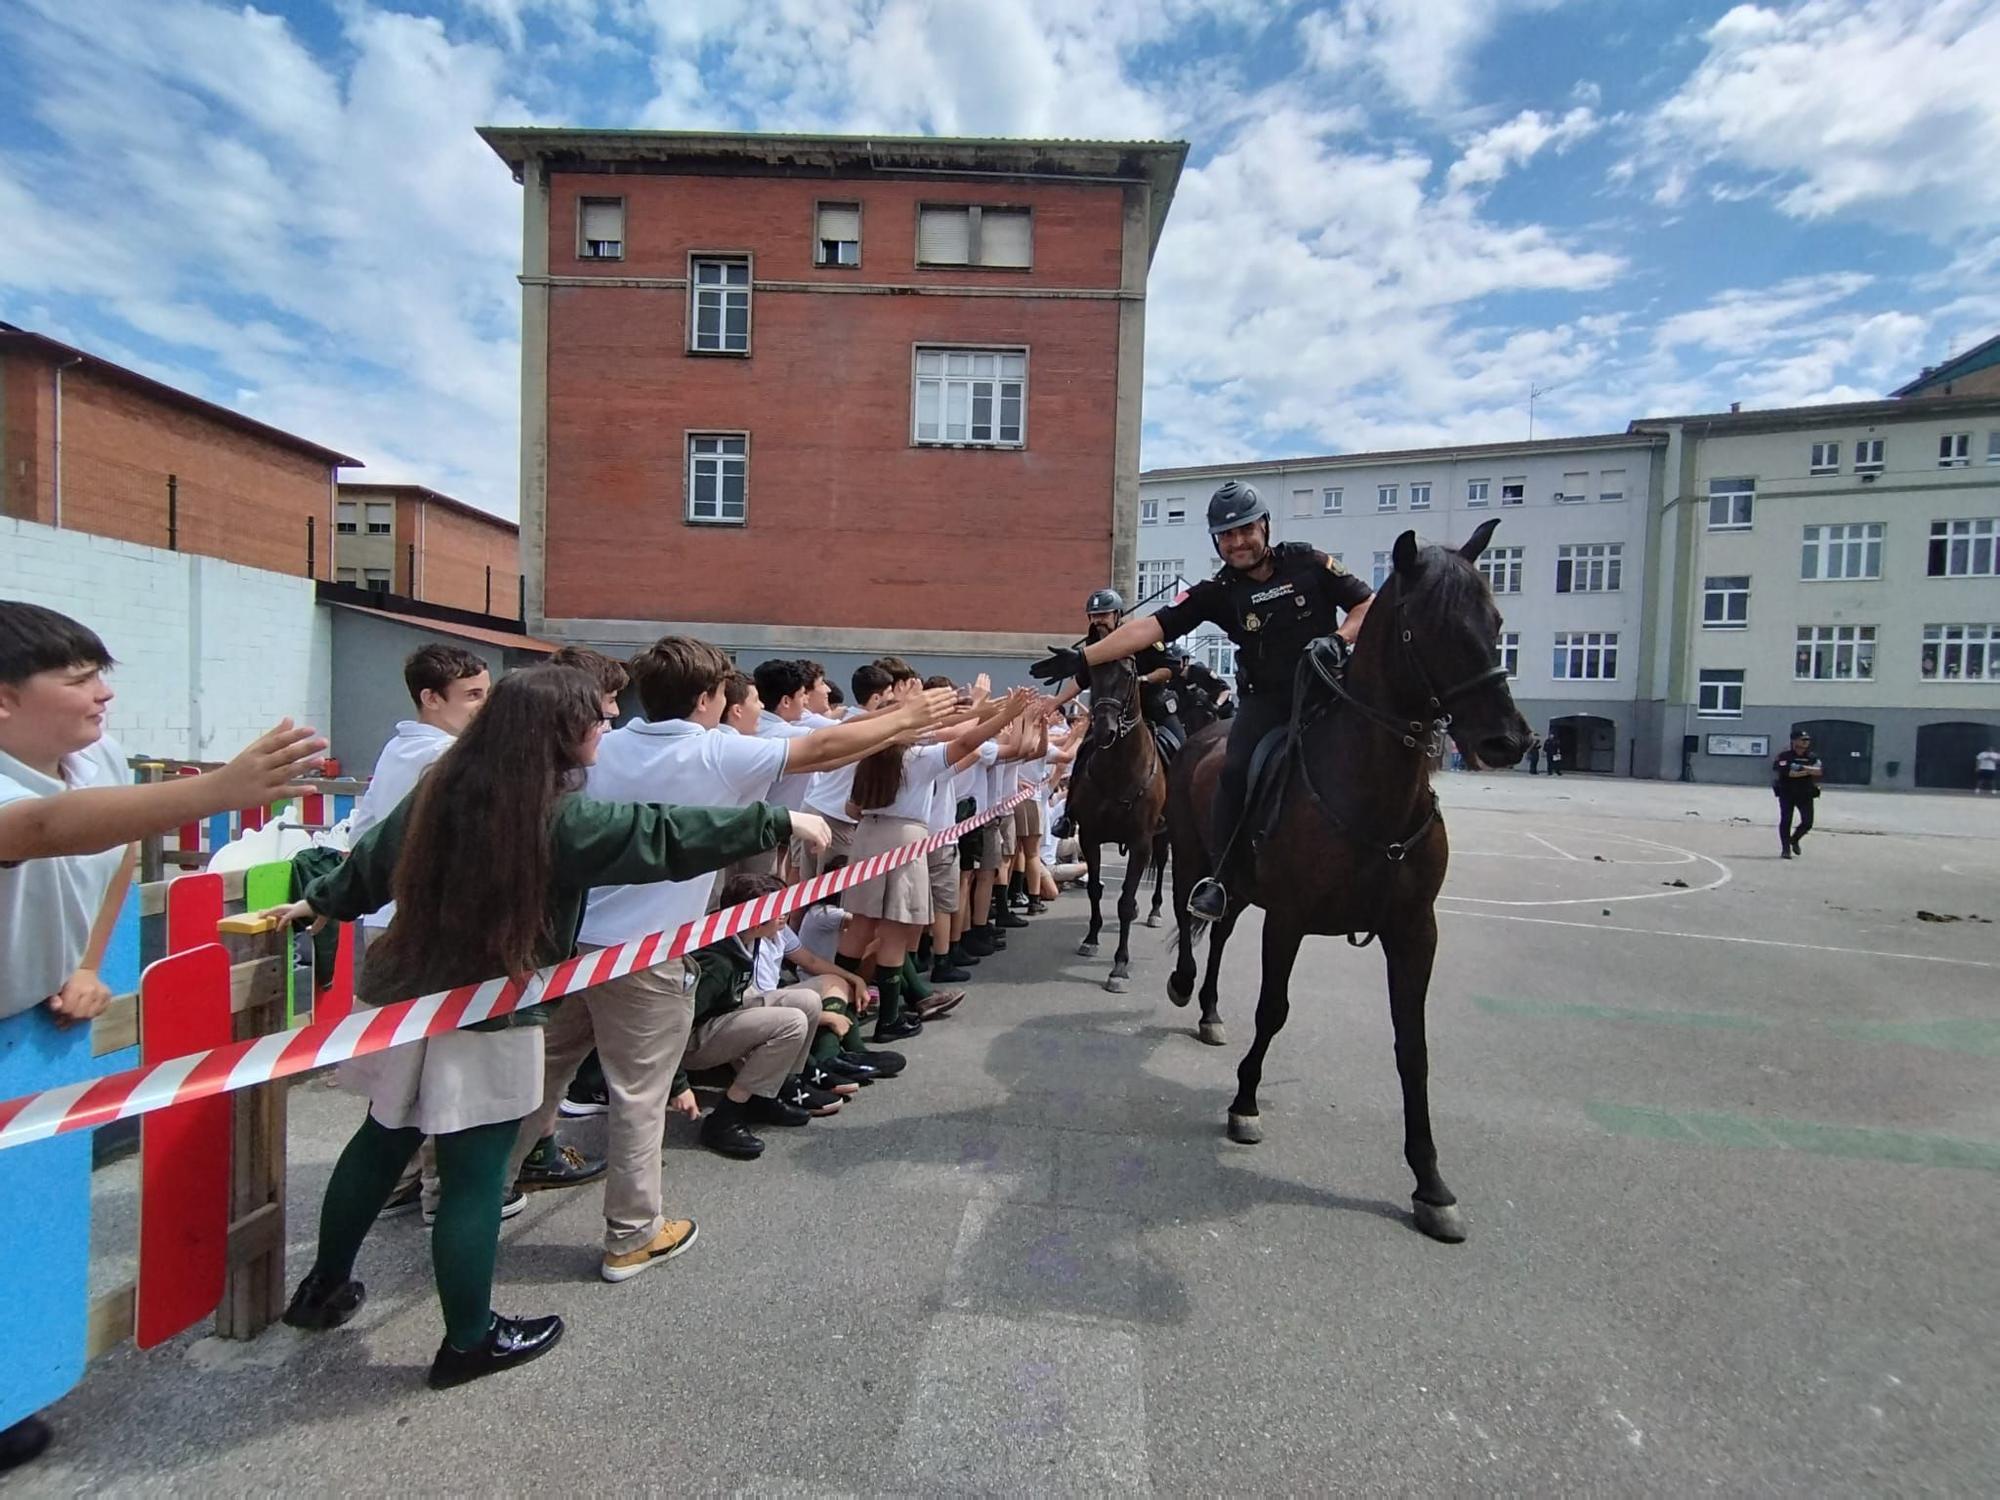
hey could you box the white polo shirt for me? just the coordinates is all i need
[751,924,802,993]
[802,709,864,825]
[863,744,953,824]
[578,718,788,948]
[953,740,999,815]
[756,709,816,811]
[349,720,457,930]
[0,735,131,1022]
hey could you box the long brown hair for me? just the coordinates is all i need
[850,744,906,812]
[374,665,603,985]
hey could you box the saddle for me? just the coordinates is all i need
[1243,636,1350,847]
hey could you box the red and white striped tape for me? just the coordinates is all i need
[0,786,1038,1154]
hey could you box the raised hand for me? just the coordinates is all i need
[1029,646,1085,685]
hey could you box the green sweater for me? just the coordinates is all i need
[303,793,791,1024]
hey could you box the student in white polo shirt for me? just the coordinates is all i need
[504,636,950,1283]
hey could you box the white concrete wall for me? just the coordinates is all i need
[1,517,331,762]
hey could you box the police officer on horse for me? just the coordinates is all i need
[1032,481,1374,922]
[1050,586,1186,763]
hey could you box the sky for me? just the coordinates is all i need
[2,0,1996,521]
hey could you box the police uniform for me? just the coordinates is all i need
[1151,542,1373,856]
[1771,742,1822,856]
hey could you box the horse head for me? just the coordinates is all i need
[1356,521,1530,769]
[1086,651,1144,751]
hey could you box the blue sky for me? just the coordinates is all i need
[2,0,1995,520]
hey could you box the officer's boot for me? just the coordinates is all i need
[1188,792,1243,923]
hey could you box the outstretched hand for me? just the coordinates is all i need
[1029,646,1085,685]
[213,720,329,808]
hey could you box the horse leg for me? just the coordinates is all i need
[1383,914,1465,1243]
[1195,906,1238,1047]
[1227,919,1303,1144]
[1106,837,1147,993]
[1145,831,1167,927]
[1076,837,1103,959]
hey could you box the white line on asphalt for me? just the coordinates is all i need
[1525,831,1580,861]
[1442,908,1999,969]
[1442,832,1728,905]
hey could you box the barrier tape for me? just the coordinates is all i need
[0,786,1039,1153]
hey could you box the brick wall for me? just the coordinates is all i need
[0,517,332,762]
[402,497,521,617]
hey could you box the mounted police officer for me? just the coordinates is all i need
[1031,481,1374,921]
[1050,586,1184,759]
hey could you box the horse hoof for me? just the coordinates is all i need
[1198,1020,1226,1047]
[1166,976,1192,1008]
[1076,942,1099,959]
[1227,1112,1263,1145]
[1104,975,1129,994]
[1412,1200,1467,1243]
[1144,913,1163,929]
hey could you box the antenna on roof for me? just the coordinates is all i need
[1528,382,1550,442]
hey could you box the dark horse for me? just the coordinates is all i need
[1069,651,1170,993]
[1143,675,1227,929]
[1163,522,1528,1242]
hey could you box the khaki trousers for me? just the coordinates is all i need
[507,954,698,1256]
[795,816,855,878]
[681,985,821,1097]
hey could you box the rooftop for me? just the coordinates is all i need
[477,127,1188,260]
[1631,390,2000,435]
[1140,430,1660,483]
[338,480,518,534]
[1890,331,2000,398]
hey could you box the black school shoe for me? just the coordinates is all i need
[873,1015,923,1044]
[780,1076,845,1116]
[744,1092,813,1127]
[283,1269,366,1331]
[852,1046,907,1074]
[821,1055,878,1085]
[803,1061,860,1094]
[995,909,1029,929]
[428,1313,564,1391]
[700,1110,766,1159]
[931,958,972,983]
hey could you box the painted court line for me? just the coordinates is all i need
[1474,995,2000,1057]
[1443,831,1728,906]
[1525,832,1581,861]
[1444,907,1999,970]
[1585,1101,2000,1174]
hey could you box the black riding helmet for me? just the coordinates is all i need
[1085,587,1126,615]
[1207,480,1269,538]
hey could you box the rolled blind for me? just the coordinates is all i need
[817,204,860,241]
[918,207,971,264]
[979,208,1032,267]
[581,200,623,242]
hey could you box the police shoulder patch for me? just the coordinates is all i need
[1324,554,1349,575]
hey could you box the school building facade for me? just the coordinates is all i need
[334,482,522,618]
[479,127,1186,673]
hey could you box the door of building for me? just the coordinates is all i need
[1792,718,1873,786]
[1549,715,1616,773]
[1915,720,2000,789]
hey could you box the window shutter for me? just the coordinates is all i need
[918,207,971,264]
[817,204,860,242]
[581,200,623,243]
[979,208,1032,266]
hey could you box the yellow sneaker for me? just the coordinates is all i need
[600,1218,699,1283]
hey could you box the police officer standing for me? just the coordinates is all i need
[1031,481,1373,921]
[1772,729,1822,858]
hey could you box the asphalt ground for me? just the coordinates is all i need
[19,778,2000,1495]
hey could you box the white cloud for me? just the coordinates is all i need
[1446,105,1599,192]
[1646,0,2000,239]
[1300,0,1569,116]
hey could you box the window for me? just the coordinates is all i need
[1192,629,1236,682]
[1166,504,1185,525]
[1322,487,1342,515]
[1988,432,2000,465]
[1377,484,1398,511]
[1555,542,1622,594]
[1500,477,1525,506]
[1794,624,1876,681]
[1291,488,1314,519]
[1558,471,1588,503]
[1809,441,1840,476]
[1854,438,1884,473]
[916,205,1032,268]
[1599,469,1626,502]
[1477,546,1523,594]
[1703,575,1750,629]
[913,347,1026,447]
[1466,479,1490,507]
[814,202,860,267]
[335,566,357,584]
[1921,623,2000,682]
[1371,551,1391,590]
[1140,498,1159,526]
[361,567,391,593]
[578,197,624,260]
[335,501,357,535]
[364,503,392,536]
[690,257,751,353]
[1498,631,1519,679]
[1409,482,1431,510]
[1553,631,1618,680]
[1801,522,1883,580]
[1707,477,1754,530]
[1939,432,1970,468]
[1927,517,1998,577]
[687,433,747,523]
[1137,559,1181,601]
[1697,669,1745,718]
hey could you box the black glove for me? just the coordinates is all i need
[1030,646,1086,684]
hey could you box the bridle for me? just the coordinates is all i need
[1081,655,1159,822]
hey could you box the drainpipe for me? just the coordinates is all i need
[51,355,83,527]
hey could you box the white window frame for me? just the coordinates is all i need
[915,204,1034,269]
[1466,478,1490,507]
[814,201,861,268]
[1370,551,1391,590]
[1557,471,1589,504]
[1707,477,1754,531]
[1854,438,1884,473]
[1927,517,1998,578]
[1409,482,1432,510]
[364,503,393,536]
[1800,522,1883,581]
[1191,628,1236,683]
[1555,542,1622,594]
[1136,558,1182,602]
[1553,631,1619,681]
[335,501,358,535]
[361,567,392,593]
[1697,669,1745,718]
[687,431,748,525]
[1477,546,1523,594]
[577,196,625,261]
[1598,469,1626,502]
[1377,483,1398,511]
[1500,476,1525,506]
[1291,488,1315,519]
[1808,441,1839,476]
[1794,624,1876,682]
[1322,486,1343,515]
[1140,498,1159,526]
[1498,631,1519,679]
[911,345,1027,448]
[1921,623,2000,682]
[1165,503,1186,525]
[689,255,752,355]
[1988,431,2000,465]
[1939,432,1971,468]
[1702,575,1750,629]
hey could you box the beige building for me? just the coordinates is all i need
[334,483,521,618]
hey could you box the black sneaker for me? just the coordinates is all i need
[282,1269,366,1331]
[700,1113,766,1159]
[1790,839,1804,857]
[744,1093,813,1127]
[949,943,982,967]
[424,1188,526,1228]
[557,1079,608,1118]
[996,909,1029,929]
[822,1055,878,1085]
[931,960,971,983]
[847,1046,907,1076]
[0,1416,52,1475]
[377,1178,422,1219]
[515,1142,606,1192]
[780,1076,844,1116]
[1188,877,1228,923]
[1025,898,1047,915]
[803,1061,859,1095]
[873,1015,923,1043]
[428,1313,564,1391]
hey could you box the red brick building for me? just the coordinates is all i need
[335,482,522,618]
[0,323,358,577]
[478,130,1185,670]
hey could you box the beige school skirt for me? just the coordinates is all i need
[339,1023,544,1136]
[842,814,931,924]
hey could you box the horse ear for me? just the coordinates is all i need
[1392,529,1422,576]
[1459,517,1501,563]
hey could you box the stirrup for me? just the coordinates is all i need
[1188,876,1228,921]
